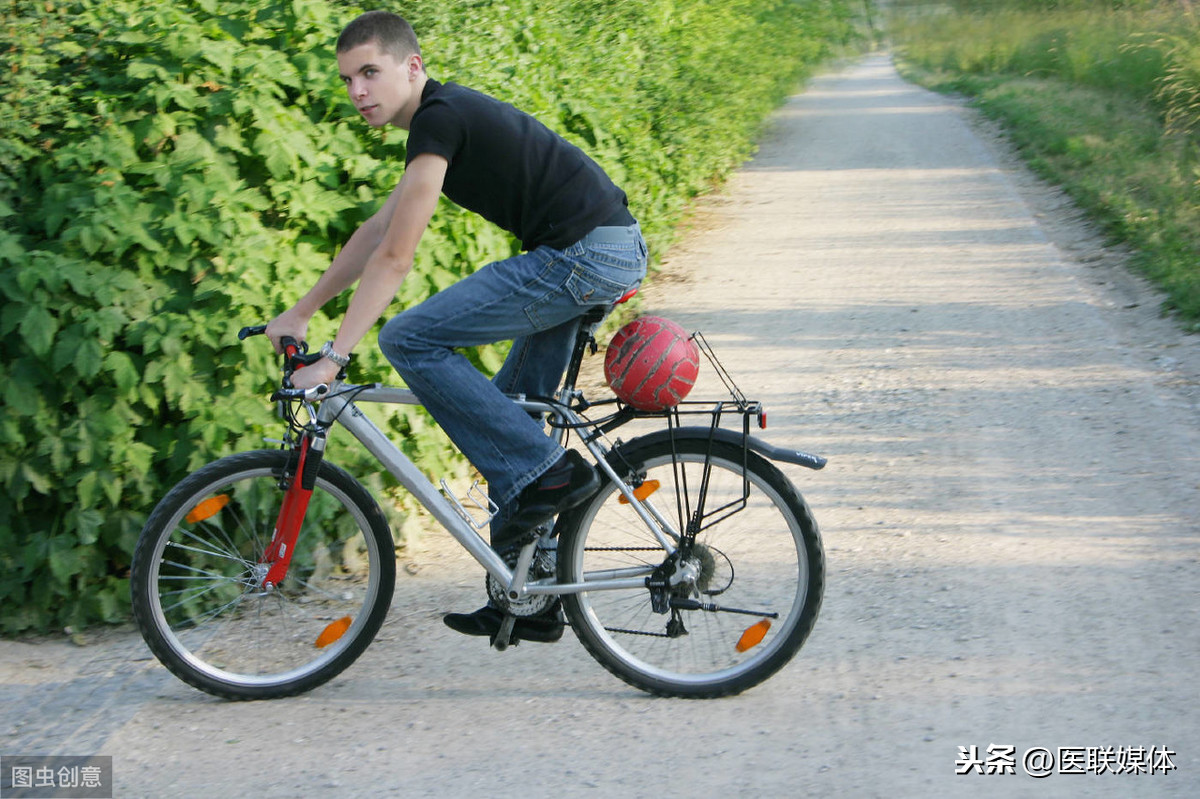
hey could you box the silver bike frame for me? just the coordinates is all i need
[313,382,681,599]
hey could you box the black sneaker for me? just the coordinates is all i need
[442,602,565,644]
[496,450,599,542]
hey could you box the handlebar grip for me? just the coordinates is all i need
[238,325,267,340]
[238,325,307,355]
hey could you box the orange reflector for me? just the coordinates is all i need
[618,480,661,505]
[315,616,353,649]
[736,619,771,652]
[185,494,230,524]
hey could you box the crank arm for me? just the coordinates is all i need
[492,614,518,651]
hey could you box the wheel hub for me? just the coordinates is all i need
[684,543,733,596]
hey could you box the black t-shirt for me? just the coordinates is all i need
[405,79,631,251]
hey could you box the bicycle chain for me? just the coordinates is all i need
[604,627,671,638]
[584,546,664,553]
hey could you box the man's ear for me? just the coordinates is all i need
[407,53,425,79]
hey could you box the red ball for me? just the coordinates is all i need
[604,317,700,411]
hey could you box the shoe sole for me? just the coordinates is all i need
[443,613,564,644]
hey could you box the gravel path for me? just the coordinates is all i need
[3,53,1198,798]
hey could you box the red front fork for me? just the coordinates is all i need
[261,431,323,589]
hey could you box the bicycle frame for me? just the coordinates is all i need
[248,311,824,605]
[132,315,826,699]
[312,383,676,599]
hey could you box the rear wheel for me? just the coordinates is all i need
[558,437,823,698]
[130,450,395,699]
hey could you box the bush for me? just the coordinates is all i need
[0,0,855,633]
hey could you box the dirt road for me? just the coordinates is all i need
[4,53,1199,798]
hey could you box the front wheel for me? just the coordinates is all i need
[130,450,395,700]
[557,437,824,698]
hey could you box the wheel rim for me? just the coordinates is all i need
[568,450,812,688]
[145,466,384,689]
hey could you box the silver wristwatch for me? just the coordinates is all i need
[319,341,351,367]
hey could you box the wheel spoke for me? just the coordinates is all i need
[130,452,395,699]
[559,439,822,698]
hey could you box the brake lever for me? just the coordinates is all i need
[271,384,329,403]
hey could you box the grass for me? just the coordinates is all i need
[888,1,1200,328]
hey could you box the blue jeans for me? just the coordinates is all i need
[379,224,647,537]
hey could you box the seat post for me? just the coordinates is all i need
[557,287,638,401]
[559,310,605,398]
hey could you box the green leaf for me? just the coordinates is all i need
[18,306,58,357]
[48,542,84,582]
[1,302,28,336]
[76,470,99,508]
[75,509,105,545]
[20,463,52,496]
[172,130,216,167]
[0,230,24,269]
[124,442,154,476]
[94,581,127,623]
[77,226,103,255]
[105,351,139,394]
[200,38,237,76]
[102,474,125,507]
[52,324,87,372]
[3,373,41,417]
[73,338,104,379]
[262,142,295,180]
[126,60,169,82]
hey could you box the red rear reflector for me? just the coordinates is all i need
[315,616,353,648]
[185,495,230,524]
[758,411,767,430]
[736,619,771,652]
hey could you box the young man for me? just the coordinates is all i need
[265,11,646,643]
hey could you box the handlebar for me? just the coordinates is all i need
[239,325,309,359]
[239,324,329,402]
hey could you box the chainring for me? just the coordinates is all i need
[486,546,557,617]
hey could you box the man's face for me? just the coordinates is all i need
[337,41,419,129]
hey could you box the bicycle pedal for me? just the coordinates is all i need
[517,520,556,549]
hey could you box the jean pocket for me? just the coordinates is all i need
[583,239,647,270]
[564,267,629,306]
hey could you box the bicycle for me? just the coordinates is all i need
[130,294,827,700]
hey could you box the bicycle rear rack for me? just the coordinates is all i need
[640,332,766,539]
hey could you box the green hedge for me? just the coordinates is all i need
[0,0,855,633]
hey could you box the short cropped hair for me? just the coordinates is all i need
[337,10,421,60]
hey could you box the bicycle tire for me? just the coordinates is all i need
[557,436,823,698]
[130,449,395,700]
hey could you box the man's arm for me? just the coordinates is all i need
[265,194,388,351]
[265,153,448,352]
[287,153,448,389]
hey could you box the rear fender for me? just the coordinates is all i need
[611,426,826,470]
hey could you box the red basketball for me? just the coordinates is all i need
[604,316,700,411]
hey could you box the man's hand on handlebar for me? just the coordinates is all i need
[265,308,311,356]
[290,356,340,392]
